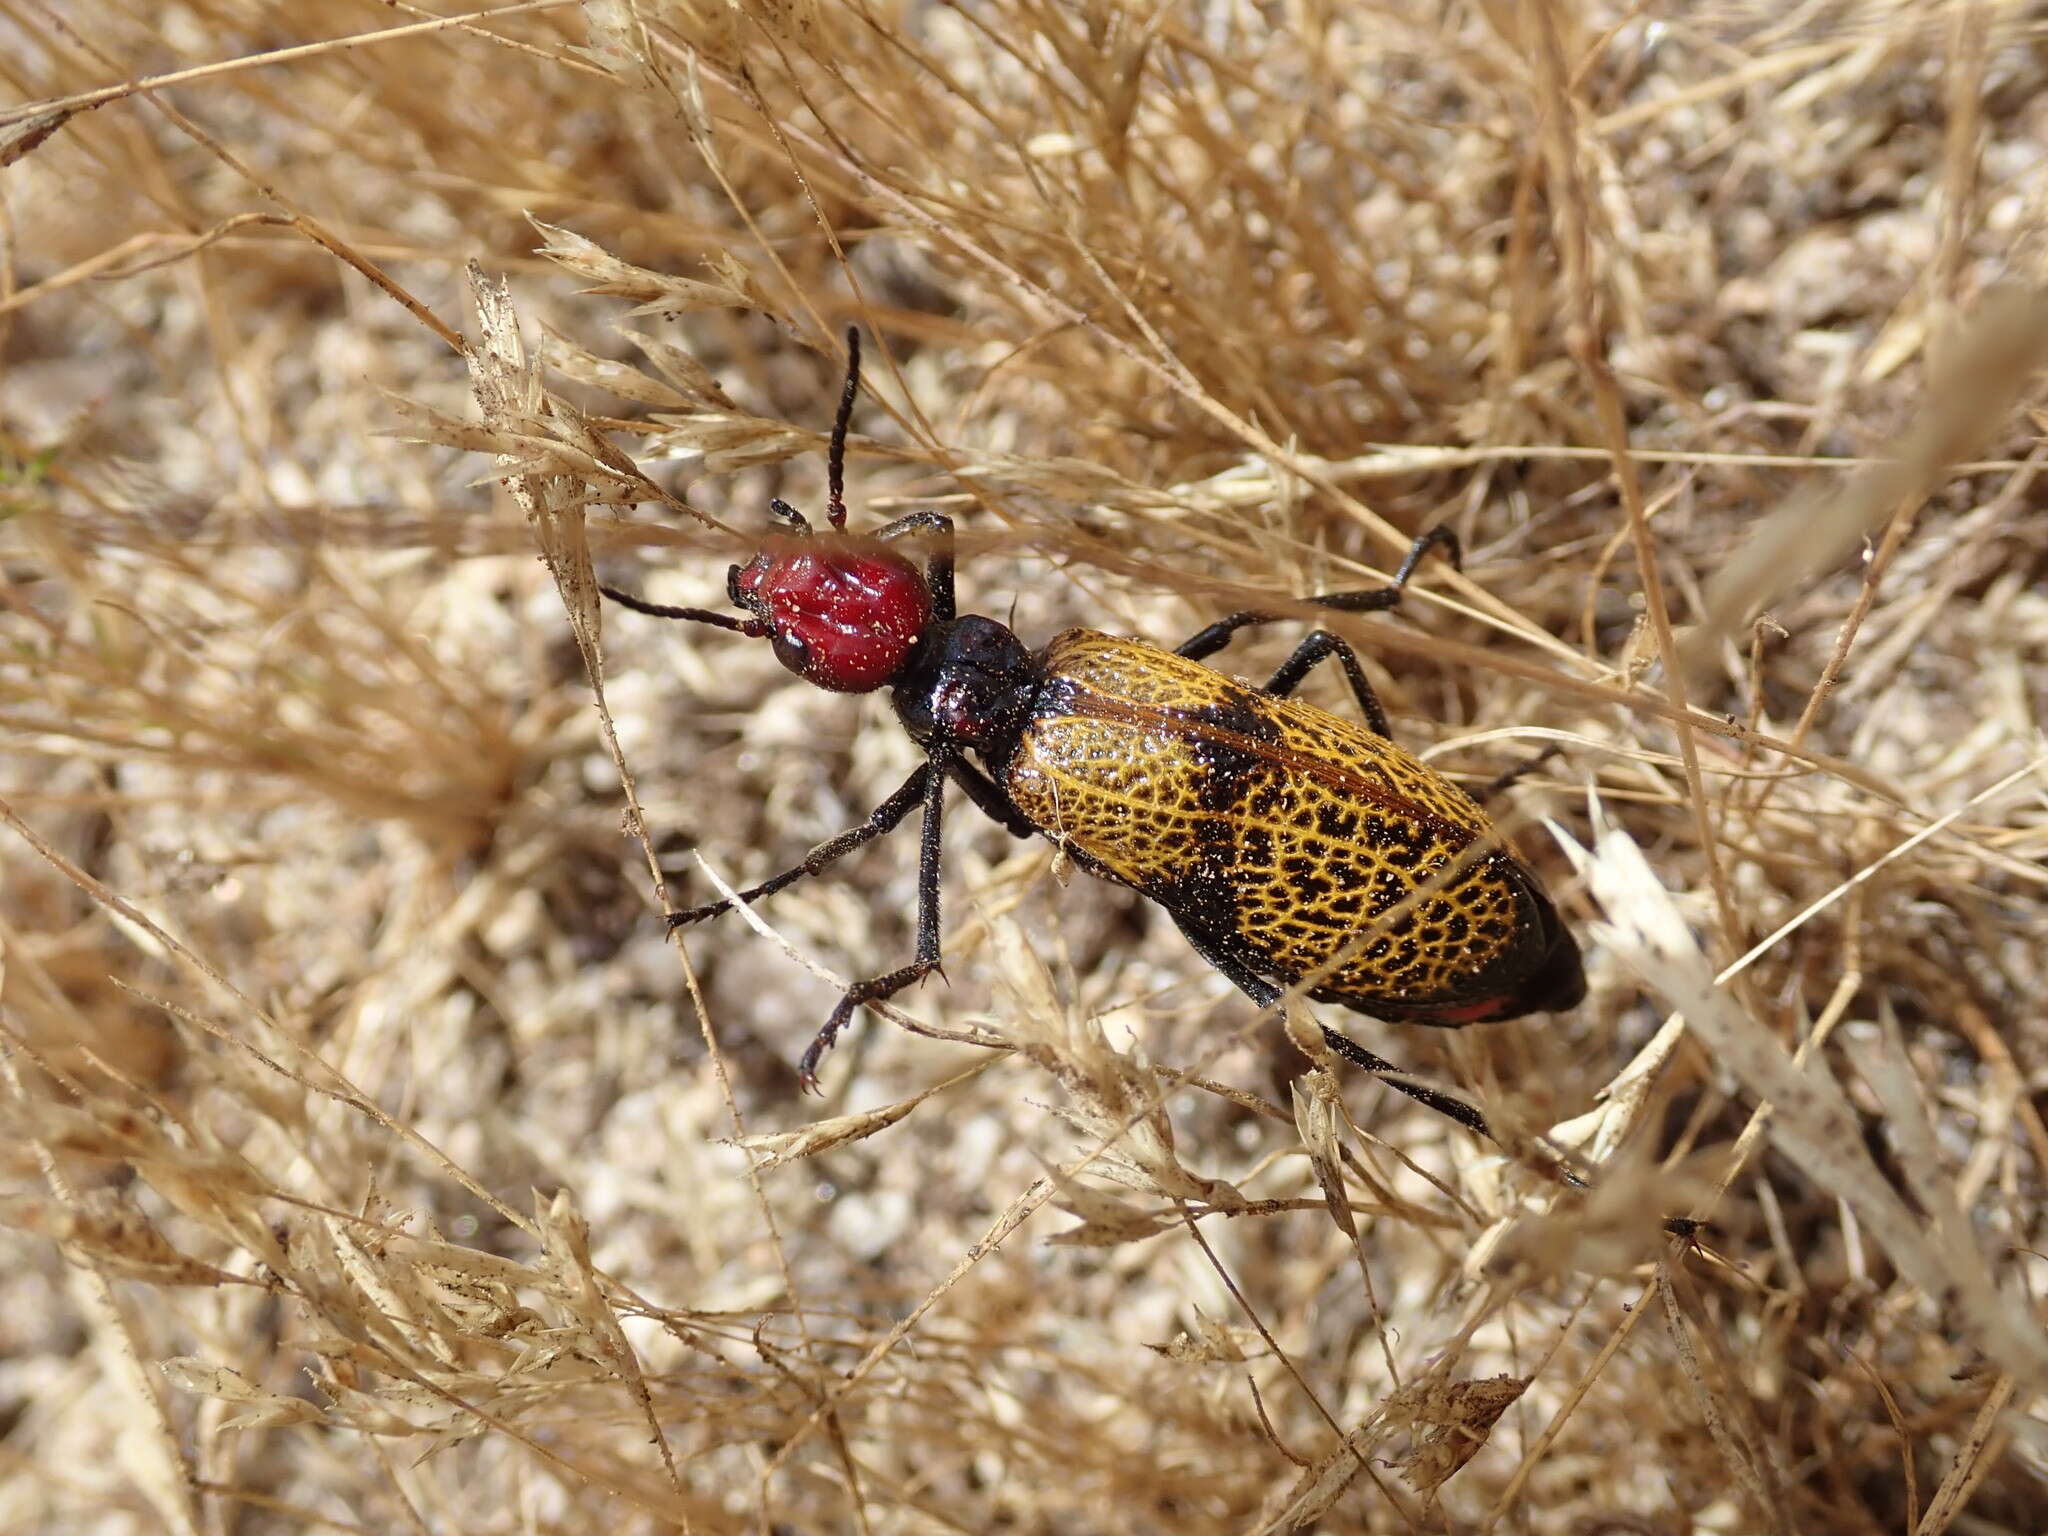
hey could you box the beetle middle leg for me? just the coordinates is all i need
[1165,912,1491,1139]
[1258,631,1396,737]
[797,750,950,1088]
[946,755,1040,839]
[1176,527,1460,737]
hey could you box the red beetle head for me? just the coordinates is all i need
[729,512,933,693]
[725,329,937,692]
[603,330,936,694]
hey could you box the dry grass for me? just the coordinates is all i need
[5,2,2048,1530]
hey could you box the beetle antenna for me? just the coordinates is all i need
[768,498,810,533]
[599,585,769,635]
[826,326,860,530]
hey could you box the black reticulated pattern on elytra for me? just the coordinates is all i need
[1151,870,1242,946]
[992,628,1580,1019]
[1185,738,1265,813]
[1192,696,1283,743]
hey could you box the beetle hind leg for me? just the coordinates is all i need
[1167,912,1491,1139]
[1312,1027,1491,1138]
[1475,741,1567,808]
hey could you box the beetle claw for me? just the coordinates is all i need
[795,1044,828,1093]
[798,1002,856,1089]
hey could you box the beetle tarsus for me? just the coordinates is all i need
[874,509,958,621]
[1478,740,1567,805]
[798,1003,854,1092]
[1390,523,1461,583]
[802,955,942,1089]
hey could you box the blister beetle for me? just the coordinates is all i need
[603,331,1584,1134]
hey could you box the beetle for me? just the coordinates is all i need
[602,331,1584,1134]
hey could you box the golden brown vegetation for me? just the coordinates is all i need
[4,2,2048,1531]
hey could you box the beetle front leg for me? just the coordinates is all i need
[873,510,957,622]
[798,751,949,1088]
[667,765,931,928]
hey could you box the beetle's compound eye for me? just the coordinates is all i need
[726,561,759,609]
[768,629,809,678]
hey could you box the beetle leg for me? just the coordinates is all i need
[1173,609,1270,664]
[1261,631,1392,737]
[1181,615,1393,733]
[798,753,950,1088]
[1178,528,1459,660]
[1314,1028,1491,1139]
[873,510,956,622]
[1167,912,1492,1139]
[666,765,930,928]
[1476,741,1566,806]
[1305,525,1462,614]
[945,756,1039,839]
[1175,528,1458,732]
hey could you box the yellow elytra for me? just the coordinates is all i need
[1003,630,1580,1026]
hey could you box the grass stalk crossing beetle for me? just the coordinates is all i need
[603,331,1584,1134]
